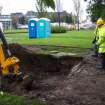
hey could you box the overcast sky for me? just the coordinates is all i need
[0,0,88,19]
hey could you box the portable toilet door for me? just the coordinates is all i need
[37,19,46,38]
[28,18,38,38]
[40,18,51,37]
[47,19,51,37]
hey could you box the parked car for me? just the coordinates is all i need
[80,23,96,29]
[17,24,28,29]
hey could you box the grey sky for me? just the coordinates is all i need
[0,0,88,19]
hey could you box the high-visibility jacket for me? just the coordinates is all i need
[92,27,99,43]
[96,25,105,53]
[94,27,99,41]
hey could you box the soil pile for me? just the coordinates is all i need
[9,44,82,75]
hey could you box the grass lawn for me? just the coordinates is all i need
[0,93,45,105]
[5,29,94,48]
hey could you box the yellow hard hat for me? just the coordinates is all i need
[96,18,104,26]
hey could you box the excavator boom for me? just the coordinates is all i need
[0,28,33,91]
[0,28,23,90]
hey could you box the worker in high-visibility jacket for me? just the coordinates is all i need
[96,18,105,69]
[92,26,99,57]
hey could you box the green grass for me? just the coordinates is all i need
[4,29,28,34]
[0,93,45,105]
[5,29,94,48]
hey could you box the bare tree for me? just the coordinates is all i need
[36,0,55,18]
[55,0,63,27]
[72,0,83,30]
[36,0,47,18]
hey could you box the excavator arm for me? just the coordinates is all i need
[0,28,21,77]
[0,28,33,91]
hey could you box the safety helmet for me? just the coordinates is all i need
[96,18,104,26]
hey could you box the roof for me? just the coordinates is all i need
[29,18,39,21]
[40,18,50,21]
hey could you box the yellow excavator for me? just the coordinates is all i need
[0,28,23,89]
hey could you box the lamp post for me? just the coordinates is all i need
[56,0,61,27]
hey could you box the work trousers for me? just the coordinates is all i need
[93,43,98,56]
[99,53,105,69]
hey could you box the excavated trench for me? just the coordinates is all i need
[4,44,105,105]
[8,44,83,104]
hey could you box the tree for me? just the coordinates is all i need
[36,0,48,18]
[41,0,55,9]
[85,0,105,22]
[50,12,58,23]
[60,11,73,23]
[72,0,83,30]
[11,16,19,29]
[36,0,55,18]
[66,14,73,24]
[19,16,27,25]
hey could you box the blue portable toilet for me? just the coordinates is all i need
[37,18,51,38]
[28,18,39,38]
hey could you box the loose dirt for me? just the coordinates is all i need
[7,44,105,105]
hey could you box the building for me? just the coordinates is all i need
[11,12,24,18]
[25,11,37,19]
[0,15,12,30]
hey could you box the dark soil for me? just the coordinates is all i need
[7,43,105,105]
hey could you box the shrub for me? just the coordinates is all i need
[51,25,67,33]
[69,24,76,31]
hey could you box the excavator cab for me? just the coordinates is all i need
[0,28,23,89]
